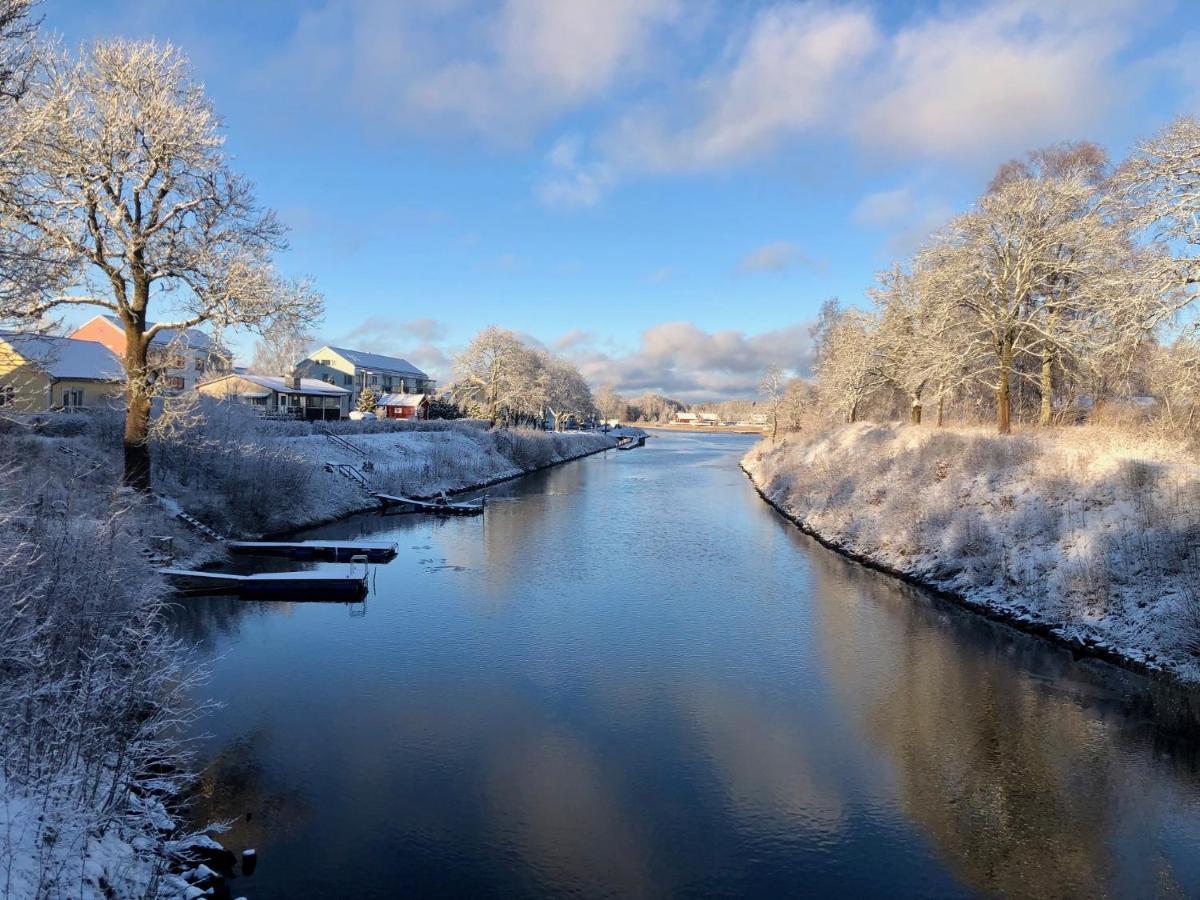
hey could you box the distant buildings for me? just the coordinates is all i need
[70,314,232,394]
[295,347,435,412]
[196,373,350,420]
[0,332,124,411]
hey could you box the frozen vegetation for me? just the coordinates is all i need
[154,403,623,536]
[744,423,1200,683]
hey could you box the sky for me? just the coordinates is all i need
[43,0,1200,400]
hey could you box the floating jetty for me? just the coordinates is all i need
[374,493,485,516]
[226,539,398,562]
[160,561,369,600]
[616,435,646,450]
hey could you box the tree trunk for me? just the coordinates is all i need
[910,400,922,425]
[123,329,152,492]
[848,401,858,424]
[936,395,945,428]
[996,335,1013,435]
[1038,345,1053,427]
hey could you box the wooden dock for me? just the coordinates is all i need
[374,493,485,516]
[160,562,369,600]
[226,539,398,562]
[616,435,646,450]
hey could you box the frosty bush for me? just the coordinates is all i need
[0,459,203,895]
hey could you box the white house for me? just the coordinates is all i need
[295,346,435,409]
[70,314,232,394]
[197,373,350,420]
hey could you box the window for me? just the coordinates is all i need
[317,358,331,366]
[62,388,83,408]
[166,376,185,391]
[0,384,12,407]
[342,374,352,386]
[194,357,204,372]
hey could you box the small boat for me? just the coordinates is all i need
[226,539,398,562]
[160,558,369,601]
[374,493,485,516]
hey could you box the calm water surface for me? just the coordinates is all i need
[175,431,1200,898]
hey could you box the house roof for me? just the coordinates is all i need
[376,392,428,407]
[201,373,350,396]
[204,373,350,396]
[0,332,124,381]
[97,315,227,355]
[320,346,428,378]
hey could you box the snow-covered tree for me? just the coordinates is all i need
[451,326,530,424]
[812,300,885,423]
[0,41,322,489]
[918,165,1136,434]
[759,364,785,438]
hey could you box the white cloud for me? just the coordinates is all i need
[536,135,616,209]
[327,316,453,379]
[602,5,879,173]
[565,321,815,401]
[855,0,1142,161]
[264,0,681,142]
[852,188,915,228]
[738,241,801,274]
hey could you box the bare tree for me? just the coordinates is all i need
[0,41,322,489]
[594,385,627,422]
[541,353,595,429]
[249,319,314,376]
[812,301,885,423]
[918,167,1134,434]
[0,0,36,104]
[758,364,785,438]
[1116,116,1200,328]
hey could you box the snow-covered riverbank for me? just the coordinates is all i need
[0,413,634,896]
[743,423,1200,684]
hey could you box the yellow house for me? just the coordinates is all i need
[0,332,125,413]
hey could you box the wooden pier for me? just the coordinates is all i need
[160,561,369,600]
[374,493,485,516]
[226,539,398,562]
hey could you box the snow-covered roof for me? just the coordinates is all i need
[201,373,350,396]
[376,392,428,407]
[99,315,226,355]
[0,332,123,381]
[321,346,428,378]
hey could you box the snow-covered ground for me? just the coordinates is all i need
[743,423,1200,683]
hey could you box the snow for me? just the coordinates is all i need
[211,373,350,395]
[0,331,123,380]
[0,774,183,898]
[320,345,427,377]
[743,423,1200,683]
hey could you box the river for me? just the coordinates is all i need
[173,431,1200,898]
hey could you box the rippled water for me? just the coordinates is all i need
[174,431,1200,898]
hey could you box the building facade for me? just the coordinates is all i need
[0,332,124,412]
[197,373,350,420]
[295,346,435,409]
[70,315,232,394]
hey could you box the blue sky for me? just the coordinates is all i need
[45,0,1200,399]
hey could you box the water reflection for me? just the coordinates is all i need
[175,432,1200,898]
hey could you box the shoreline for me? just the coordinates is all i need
[259,437,623,539]
[740,461,1199,689]
[642,423,768,435]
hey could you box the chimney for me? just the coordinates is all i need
[289,372,302,390]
